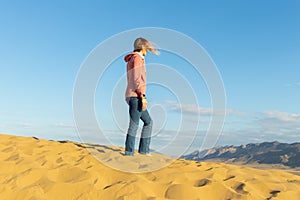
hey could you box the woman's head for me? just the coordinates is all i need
[134,37,159,56]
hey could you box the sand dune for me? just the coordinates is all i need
[1,133,300,200]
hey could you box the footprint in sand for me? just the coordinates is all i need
[2,146,14,153]
[223,175,235,181]
[16,169,45,187]
[205,167,213,171]
[16,158,24,164]
[144,173,157,181]
[195,161,202,167]
[266,190,281,200]
[4,153,20,161]
[56,157,63,163]
[76,155,86,162]
[31,176,55,193]
[147,197,156,200]
[138,164,148,169]
[35,155,47,166]
[41,161,47,166]
[103,181,126,190]
[36,150,50,155]
[194,178,212,187]
[85,165,93,169]
[165,184,199,199]
[55,167,90,183]
[234,183,248,195]
[2,175,18,184]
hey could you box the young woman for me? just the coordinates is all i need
[124,37,159,156]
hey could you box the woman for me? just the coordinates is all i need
[124,37,159,156]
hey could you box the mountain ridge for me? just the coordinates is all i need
[182,141,300,168]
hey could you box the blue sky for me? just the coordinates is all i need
[0,1,299,155]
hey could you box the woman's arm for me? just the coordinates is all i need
[132,56,146,97]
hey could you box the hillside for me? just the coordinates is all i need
[1,134,300,199]
[182,141,300,168]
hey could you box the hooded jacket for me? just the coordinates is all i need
[124,52,146,99]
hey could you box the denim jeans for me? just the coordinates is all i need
[125,97,153,156]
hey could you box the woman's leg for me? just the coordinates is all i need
[138,109,153,154]
[125,97,142,155]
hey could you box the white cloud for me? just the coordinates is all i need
[20,123,32,129]
[285,81,300,87]
[149,102,300,148]
[257,111,300,130]
[262,110,300,121]
[52,122,75,129]
[164,101,240,116]
[218,110,300,146]
[10,122,34,129]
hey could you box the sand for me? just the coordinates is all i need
[1,133,300,200]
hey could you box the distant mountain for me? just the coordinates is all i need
[182,141,300,168]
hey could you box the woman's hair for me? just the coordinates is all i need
[134,37,159,55]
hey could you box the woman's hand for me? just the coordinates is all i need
[142,98,148,111]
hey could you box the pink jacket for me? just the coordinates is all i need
[124,52,146,99]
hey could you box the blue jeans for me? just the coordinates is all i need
[125,97,153,156]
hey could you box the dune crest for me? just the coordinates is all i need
[1,133,300,200]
